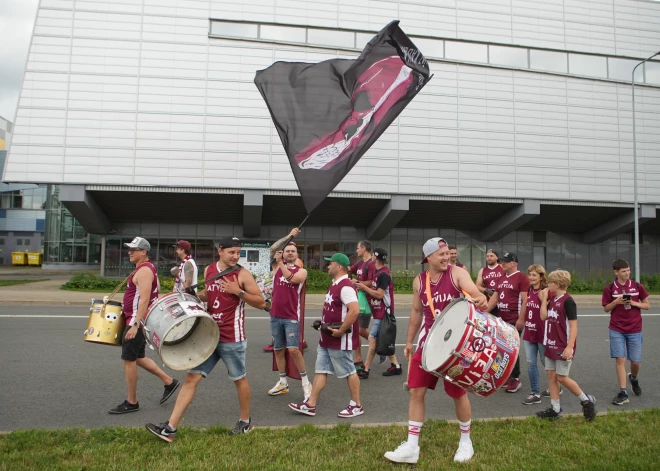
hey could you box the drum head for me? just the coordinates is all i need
[423,298,470,371]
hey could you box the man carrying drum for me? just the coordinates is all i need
[146,237,266,441]
[109,237,180,415]
[384,238,487,465]
[172,240,198,293]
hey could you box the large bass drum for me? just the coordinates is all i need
[143,292,219,371]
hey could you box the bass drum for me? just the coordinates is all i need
[143,292,219,371]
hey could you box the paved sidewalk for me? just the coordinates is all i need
[0,277,655,307]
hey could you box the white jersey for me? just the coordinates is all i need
[174,256,198,292]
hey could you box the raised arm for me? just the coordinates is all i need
[270,228,301,256]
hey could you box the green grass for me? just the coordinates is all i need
[1,410,659,470]
[0,279,48,287]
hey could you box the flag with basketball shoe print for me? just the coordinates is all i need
[254,21,431,214]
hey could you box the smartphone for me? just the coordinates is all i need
[622,294,632,301]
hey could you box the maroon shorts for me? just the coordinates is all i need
[408,351,467,399]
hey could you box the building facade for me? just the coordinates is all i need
[4,0,660,276]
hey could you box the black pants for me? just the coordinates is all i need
[512,329,523,379]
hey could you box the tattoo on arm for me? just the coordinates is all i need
[270,235,289,256]
[184,261,194,288]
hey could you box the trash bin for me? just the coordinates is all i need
[28,252,43,267]
[12,252,27,266]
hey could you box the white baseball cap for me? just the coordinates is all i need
[421,237,448,264]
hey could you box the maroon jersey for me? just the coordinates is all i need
[270,265,304,320]
[481,264,505,290]
[602,279,648,334]
[369,266,393,320]
[206,263,245,343]
[123,261,158,325]
[544,293,578,359]
[523,287,544,343]
[320,275,359,350]
[417,266,462,352]
[349,259,374,282]
[495,271,530,324]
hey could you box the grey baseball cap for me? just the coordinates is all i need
[421,237,448,264]
[124,237,151,251]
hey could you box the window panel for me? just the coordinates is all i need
[645,60,660,85]
[445,41,487,63]
[489,45,528,68]
[307,28,355,48]
[608,57,644,82]
[530,50,567,73]
[260,25,306,43]
[569,53,607,78]
[210,21,258,39]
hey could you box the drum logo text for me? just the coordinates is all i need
[491,352,510,379]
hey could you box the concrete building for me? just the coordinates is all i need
[4,0,660,276]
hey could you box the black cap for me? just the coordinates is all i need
[501,252,518,263]
[217,237,241,249]
[374,247,388,262]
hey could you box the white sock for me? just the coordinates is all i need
[578,392,589,402]
[458,420,471,443]
[301,372,310,386]
[279,373,287,386]
[349,399,357,407]
[407,420,423,447]
[551,399,561,413]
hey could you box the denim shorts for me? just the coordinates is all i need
[545,357,572,376]
[315,345,357,379]
[189,340,247,381]
[369,319,382,338]
[609,329,643,363]
[270,317,300,350]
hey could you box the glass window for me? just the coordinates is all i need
[12,191,22,209]
[321,242,339,271]
[104,238,121,277]
[210,21,258,39]
[260,25,306,43]
[411,38,443,59]
[16,239,22,246]
[489,45,528,68]
[569,53,607,78]
[445,41,487,63]
[307,28,355,48]
[530,50,567,73]
[645,60,660,85]
[1,193,10,208]
[608,57,644,82]
[533,246,546,267]
[390,242,407,274]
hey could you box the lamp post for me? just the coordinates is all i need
[631,50,660,282]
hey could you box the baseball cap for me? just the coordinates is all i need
[124,237,150,251]
[421,237,448,264]
[173,240,191,251]
[217,237,241,249]
[373,247,388,262]
[324,253,350,268]
[501,252,518,263]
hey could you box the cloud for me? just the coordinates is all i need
[0,0,39,122]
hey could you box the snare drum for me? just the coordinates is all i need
[422,298,520,397]
[143,292,219,371]
[84,299,125,347]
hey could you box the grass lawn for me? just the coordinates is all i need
[1,410,659,470]
[0,279,48,288]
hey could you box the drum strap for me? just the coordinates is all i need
[104,268,138,306]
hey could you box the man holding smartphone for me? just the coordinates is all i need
[602,259,650,406]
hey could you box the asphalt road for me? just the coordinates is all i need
[1,306,658,431]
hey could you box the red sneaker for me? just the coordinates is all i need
[262,344,274,352]
[506,378,522,393]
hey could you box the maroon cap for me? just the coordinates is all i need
[173,240,191,251]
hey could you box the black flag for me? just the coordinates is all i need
[255,21,431,214]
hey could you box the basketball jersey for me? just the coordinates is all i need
[544,293,576,359]
[270,265,305,320]
[349,259,374,282]
[495,271,530,324]
[173,256,198,293]
[123,261,159,325]
[206,262,246,343]
[482,264,505,290]
[523,287,544,344]
[369,266,393,320]
[320,275,359,351]
[417,266,462,352]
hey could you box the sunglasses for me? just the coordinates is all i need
[127,248,145,253]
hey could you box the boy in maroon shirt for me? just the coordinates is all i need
[602,259,650,405]
[536,270,596,421]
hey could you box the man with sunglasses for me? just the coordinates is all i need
[109,237,179,415]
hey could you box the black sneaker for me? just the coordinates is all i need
[612,391,629,406]
[541,387,563,397]
[523,393,542,405]
[230,418,254,435]
[146,422,176,442]
[108,400,139,415]
[629,374,642,396]
[581,395,596,422]
[536,407,562,420]
[357,369,369,379]
[160,378,180,404]
[383,364,402,376]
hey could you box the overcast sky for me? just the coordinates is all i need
[0,0,39,123]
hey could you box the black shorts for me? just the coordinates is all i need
[121,324,146,361]
[358,314,372,329]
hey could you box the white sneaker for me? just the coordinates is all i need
[268,381,289,396]
[303,382,312,401]
[384,441,420,464]
[453,440,474,463]
[337,404,364,418]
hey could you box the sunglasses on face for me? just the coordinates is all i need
[128,248,144,253]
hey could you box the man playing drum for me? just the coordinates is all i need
[109,237,180,415]
[384,238,487,465]
[172,240,198,293]
[146,237,265,441]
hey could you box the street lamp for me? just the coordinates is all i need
[631,50,660,282]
